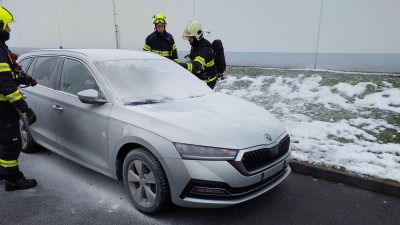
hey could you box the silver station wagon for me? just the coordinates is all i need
[18,49,291,214]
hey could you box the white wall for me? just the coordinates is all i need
[56,0,117,49]
[1,0,399,72]
[315,0,400,72]
[318,0,400,53]
[195,0,322,53]
[3,0,61,49]
[111,0,323,53]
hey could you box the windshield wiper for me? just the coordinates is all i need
[174,94,207,101]
[185,94,206,99]
[125,99,162,105]
[124,97,172,106]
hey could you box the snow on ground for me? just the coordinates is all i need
[215,67,400,183]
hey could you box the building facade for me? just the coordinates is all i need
[2,0,399,73]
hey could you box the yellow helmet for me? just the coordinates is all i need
[0,6,14,30]
[153,13,167,25]
[182,19,203,40]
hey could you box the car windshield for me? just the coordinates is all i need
[94,59,214,104]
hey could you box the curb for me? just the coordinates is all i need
[289,161,400,198]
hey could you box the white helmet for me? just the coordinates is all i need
[182,19,203,40]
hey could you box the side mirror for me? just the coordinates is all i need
[77,89,108,105]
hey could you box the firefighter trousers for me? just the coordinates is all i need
[0,121,22,180]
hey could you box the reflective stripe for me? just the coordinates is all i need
[205,59,215,67]
[187,63,193,73]
[174,58,180,63]
[151,50,170,57]
[143,44,151,51]
[144,46,174,57]
[0,94,6,101]
[206,75,217,83]
[172,43,177,50]
[194,56,205,67]
[0,62,11,72]
[0,159,19,168]
[5,89,23,103]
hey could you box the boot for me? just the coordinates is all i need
[4,172,37,191]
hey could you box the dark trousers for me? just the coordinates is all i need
[0,121,22,179]
[206,78,217,90]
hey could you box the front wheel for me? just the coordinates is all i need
[123,147,171,214]
[20,119,36,153]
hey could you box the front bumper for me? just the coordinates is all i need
[164,154,291,208]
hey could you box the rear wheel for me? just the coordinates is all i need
[20,119,36,153]
[123,147,171,214]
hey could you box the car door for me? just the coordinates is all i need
[19,56,60,151]
[52,57,112,172]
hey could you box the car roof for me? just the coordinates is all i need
[22,49,166,62]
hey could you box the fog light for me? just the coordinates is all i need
[191,186,230,196]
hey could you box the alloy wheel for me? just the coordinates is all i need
[127,159,157,207]
[19,120,28,149]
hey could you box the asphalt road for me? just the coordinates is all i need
[1,148,399,225]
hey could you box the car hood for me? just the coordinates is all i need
[117,93,286,149]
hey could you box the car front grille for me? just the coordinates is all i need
[241,135,290,173]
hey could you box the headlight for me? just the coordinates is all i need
[174,143,238,160]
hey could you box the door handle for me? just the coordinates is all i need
[52,104,64,112]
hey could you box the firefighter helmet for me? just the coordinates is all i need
[153,13,167,25]
[0,6,14,30]
[182,19,203,40]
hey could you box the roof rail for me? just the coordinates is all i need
[31,49,89,57]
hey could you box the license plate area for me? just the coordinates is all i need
[261,160,287,181]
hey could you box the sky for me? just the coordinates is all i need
[215,67,400,183]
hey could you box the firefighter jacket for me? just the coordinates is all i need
[143,31,179,62]
[179,38,217,85]
[0,31,27,177]
[0,40,28,124]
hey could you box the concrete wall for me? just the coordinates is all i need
[1,0,399,73]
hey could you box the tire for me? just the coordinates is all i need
[20,119,36,153]
[123,147,171,214]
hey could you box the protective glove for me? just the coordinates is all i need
[22,108,37,126]
[19,71,37,87]
[27,76,37,87]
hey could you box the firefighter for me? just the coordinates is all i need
[143,13,179,63]
[179,19,217,89]
[0,6,37,191]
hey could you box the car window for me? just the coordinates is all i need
[60,59,99,95]
[18,58,32,71]
[32,57,58,88]
[27,58,37,76]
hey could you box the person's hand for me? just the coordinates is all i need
[28,76,37,87]
[22,108,37,125]
[21,71,37,87]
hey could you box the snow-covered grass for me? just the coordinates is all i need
[215,67,400,183]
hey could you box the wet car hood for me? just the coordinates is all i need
[118,93,286,149]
